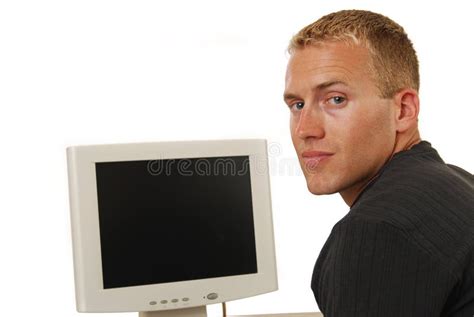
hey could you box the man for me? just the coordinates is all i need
[284,10,474,316]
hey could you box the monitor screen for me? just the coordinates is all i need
[67,139,277,314]
[95,156,257,289]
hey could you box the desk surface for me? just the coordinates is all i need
[230,313,322,317]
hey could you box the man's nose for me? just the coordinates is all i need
[295,107,325,140]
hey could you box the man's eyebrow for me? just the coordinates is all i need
[283,92,299,102]
[283,80,349,102]
[314,80,349,91]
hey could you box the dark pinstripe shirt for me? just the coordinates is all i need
[312,141,474,317]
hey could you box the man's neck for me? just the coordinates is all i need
[391,129,422,156]
[340,130,422,207]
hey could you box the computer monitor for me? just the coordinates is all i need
[66,139,277,317]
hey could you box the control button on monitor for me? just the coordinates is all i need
[171,299,179,303]
[149,301,157,305]
[160,300,168,304]
[182,297,189,302]
[207,293,218,300]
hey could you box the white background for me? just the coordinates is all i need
[0,1,473,316]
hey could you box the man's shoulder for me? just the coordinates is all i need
[376,144,473,195]
[346,148,474,277]
[353,144,473,225]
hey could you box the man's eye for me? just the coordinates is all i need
[291,102,304,110]
[328,96,346,106]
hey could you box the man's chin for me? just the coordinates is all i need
[306,181,338,196]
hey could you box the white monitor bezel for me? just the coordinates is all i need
[67,139,277,312]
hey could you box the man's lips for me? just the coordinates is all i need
[302,150,334,158]
[301,151,334,169]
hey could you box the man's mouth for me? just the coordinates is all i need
[301,151,334,170]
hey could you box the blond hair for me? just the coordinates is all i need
[289,10,419,98]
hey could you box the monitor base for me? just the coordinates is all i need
[140,306,207,317]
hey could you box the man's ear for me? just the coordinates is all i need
[394,88,420,133]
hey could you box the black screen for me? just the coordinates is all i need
[95,156,257,289]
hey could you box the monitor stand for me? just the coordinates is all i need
[140,306,207,317]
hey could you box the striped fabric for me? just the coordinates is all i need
[311,141,474,317]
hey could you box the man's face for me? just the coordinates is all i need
[284,42,397,203]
